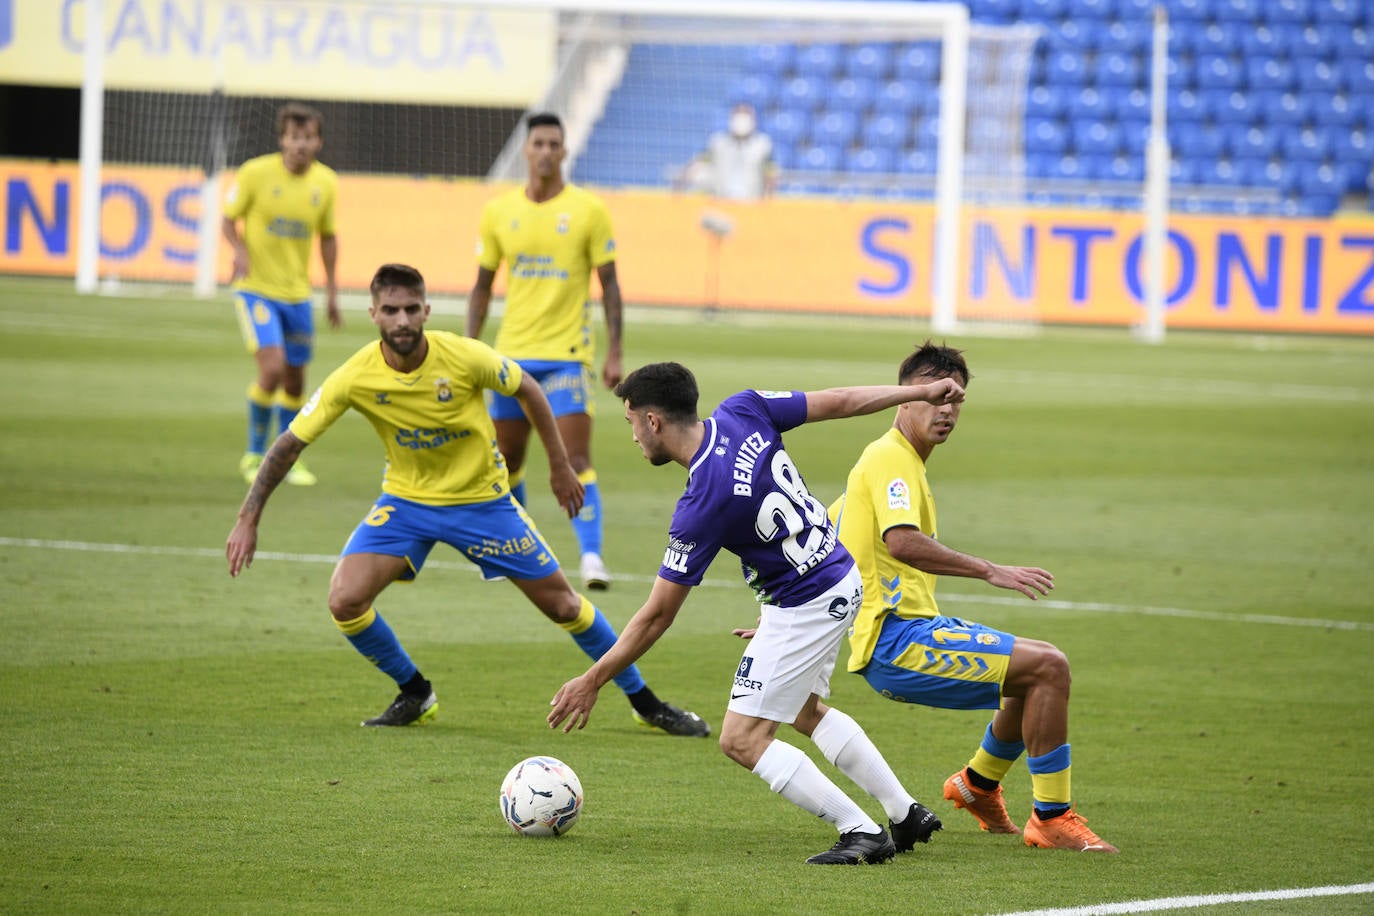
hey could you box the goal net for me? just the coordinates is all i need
[74,0,1038,328]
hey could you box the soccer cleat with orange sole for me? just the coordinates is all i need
[943,769,1021,834]
[1023,809,1118,853]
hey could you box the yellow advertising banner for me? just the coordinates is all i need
[0,0,553,105]
[4,159,1374,335]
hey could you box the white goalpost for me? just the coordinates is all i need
[73,0,1043,330]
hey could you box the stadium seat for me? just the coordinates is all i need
[1070,87,1112,120]
[1018,0,1070,22]
[1027,84,1072,119]
[1026,152,1059,178]
[844,43,894,81]
[1072,121,1122,156]
[1295,59,1342,93]
[1192,23,1245,57]
[1230,124,1280,159]
[812,110,859,147]
[1114,88,1151,125]
[1314,0,1362,23]
[1200,158,1246,186]
[1318,23,1372,58]
[1347,62,1374,95]
[747,44,794,76]
[829,77,878,113]
[845,147,896,175]
[895,43,941,81]
[1240,26,1282,59]
[873,80,920,115]
[1246,59,1294,92]
[1204,89,1257,125]
[1307,93,1357,128]
[1196,55,1244,91]
[899,148,937,174]
[861,113,911,149]
[969,0,1021,22]
[1095,52,1143,88]
[1120,120,1151,154]
[795,43,843,78]
[763,109,810,147]
[1101,154,1146,183]
[1257,90,1313,126]
[1280,128,1330,161]
[1096,20,1151,56]
[1116,0,1154,18]
[1046,51,1087,85]
[1171,124,1227,158]
[1026,117,1071,154]
[1265,0,1313,25]
[1167,89,1211,123]
[1215,0,1260,20]
[780,76,827,110]
[1051,154,1087,180]
[796,144,843,172]
[913,116,941,150]
[728,74,777,110]
[1169,0,1211,21]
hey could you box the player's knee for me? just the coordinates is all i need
[539,590,583,625]
[327,585,370,621]
[1037,644,1072,692]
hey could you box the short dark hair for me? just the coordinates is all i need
[370,263,425,300]
[899,340,970,387]
[526,111,564,135]
[277,102,324,138]
[614,362,700,424]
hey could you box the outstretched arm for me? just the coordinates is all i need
[804,379,963,423]
[466,266,497,339]
[226,431,308,576]
[885,525,1053,600]
[513,372,584,518]
[596,261,624,389]
[548,578,692,732]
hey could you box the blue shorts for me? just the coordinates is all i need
[340,493,561,582]
[487,360,594,421]
[860,614,1016,710]
[234,290,314,366]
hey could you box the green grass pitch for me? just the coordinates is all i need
[1,276,1371,914]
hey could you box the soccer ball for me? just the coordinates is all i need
[499,756,583,837]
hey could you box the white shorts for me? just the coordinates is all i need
[726,565,863,724]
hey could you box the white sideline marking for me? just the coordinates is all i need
[994,882,1374,916]
[3,536,1372,633]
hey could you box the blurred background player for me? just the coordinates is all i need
[467,112,620,591]
[549,362,962,864]
[830,341,1117,853]
[226,263,707,736]
[223,101,340,487]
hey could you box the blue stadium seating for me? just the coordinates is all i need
[569,0,1372,216]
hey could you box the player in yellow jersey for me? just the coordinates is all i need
[225,263,707,736]
[223,102,340,488]
[467,112,621,593]
[830,341,1117,853]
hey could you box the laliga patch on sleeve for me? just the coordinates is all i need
[886,478,911,510]
[753,390,793,399]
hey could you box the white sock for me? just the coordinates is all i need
[811,708,917,823]
[752,739,879,835]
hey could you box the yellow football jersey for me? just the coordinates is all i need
[476,184,616,365]
[289,331,522,505]
[224,153,337,302]
[830,427,941,672]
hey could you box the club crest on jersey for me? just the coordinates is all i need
[557,213,570,234]
[434,377,453,403]
[887,478,911,510]
[977,633,1002,646]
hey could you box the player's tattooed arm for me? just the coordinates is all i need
[227,433,308,576]
[241,432,306,519]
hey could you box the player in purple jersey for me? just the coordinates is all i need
[548,361,965,865]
